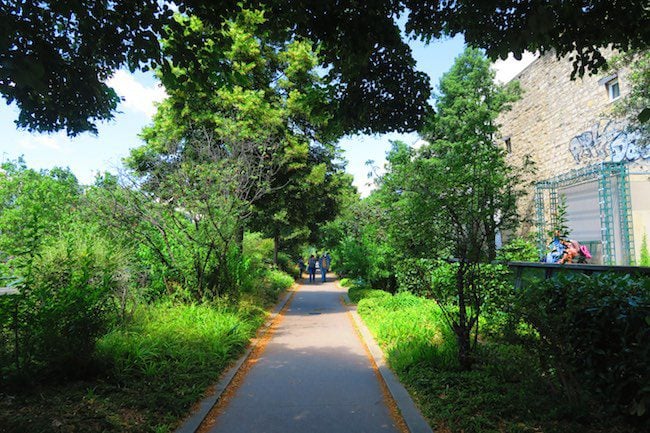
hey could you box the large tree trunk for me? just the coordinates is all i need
[455,263,473,370]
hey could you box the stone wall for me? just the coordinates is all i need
[498,50,650,252]
[499,49,649,180]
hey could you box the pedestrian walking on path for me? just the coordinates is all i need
[199,279,403,433]
[297,257,306,279]
[319,253,328,282]
[307,255,316,283]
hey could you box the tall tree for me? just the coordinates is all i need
[381,48,530,369]
[3,1,648,136]
[124,8,346,290]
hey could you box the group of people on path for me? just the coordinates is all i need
[297,252,331,283]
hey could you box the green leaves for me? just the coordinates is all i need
[517,272,650,416]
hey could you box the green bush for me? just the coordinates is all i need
[517,272,650,417]
[396,259,518,340]
[395,258,440,295]
[339,277,353,287]
[264,269,294,293]
[333,235,372,279]
[276,252,300,279]
[1,230,125,380]
[496,237,540,262]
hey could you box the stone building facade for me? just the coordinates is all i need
[498,50,650,264]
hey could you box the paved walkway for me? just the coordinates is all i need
[203,277,402,433]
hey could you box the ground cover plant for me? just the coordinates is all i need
[349,276,648,433]
[0,274,293,433]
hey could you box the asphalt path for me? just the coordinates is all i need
[203,276,402,433]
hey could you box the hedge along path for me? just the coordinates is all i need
[195,276,406,433]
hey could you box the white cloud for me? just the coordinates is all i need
[493,51,538,84]
[107,70,167,118]
[18,134,65,151]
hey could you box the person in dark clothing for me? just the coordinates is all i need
[307,254,317,283]
[297,257,306,278]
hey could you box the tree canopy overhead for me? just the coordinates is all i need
[405,0,650,78]
[2,0,648,136]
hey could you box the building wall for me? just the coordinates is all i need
[498,50,650,263]
[499,50,649,181]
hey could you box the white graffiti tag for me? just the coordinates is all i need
[569,120,649,164]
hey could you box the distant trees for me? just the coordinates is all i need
[109,8,352,296]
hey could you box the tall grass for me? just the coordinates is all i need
[357,292,458,372]
[97,302,264,381]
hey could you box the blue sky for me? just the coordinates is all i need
[0,34,534,195]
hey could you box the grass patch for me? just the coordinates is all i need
[348,287,391,304]
[358,292,456,372]
[356,291,644,433]
[0,299,271,432]
[339,277,353,287]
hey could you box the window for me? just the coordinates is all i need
[599,73,621,101]
[504,137,512,153]
[606,78,620,101]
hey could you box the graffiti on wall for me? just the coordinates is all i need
[569,120,650,164]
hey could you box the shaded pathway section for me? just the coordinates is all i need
[203,277,402,433]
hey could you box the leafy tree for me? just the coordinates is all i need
[1,1,429,136]
[608,50,650,146]
[380,48,530,369]
[133,8,353,266]
[322,193,398,290]
[104,131,280,300]
[0,159,80,281]
[4,1,648,135]
[0,0,170,135]
[118,9,346,296]
[405,0,649,78]
[0,160,125,376]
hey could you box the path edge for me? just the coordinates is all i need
[340,286,435,433]
[175,287,297,433]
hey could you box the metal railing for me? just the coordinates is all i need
[508,261,650,289]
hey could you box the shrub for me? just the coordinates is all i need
[275,252,300,279]
[333,235,372,279]
[339,277,353,287]
[496,237,540,262]
[264,269,294,294]
[396,259,518,340]
[395,258,440,295]
[517,272,650,417]
[1,230,125,380]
